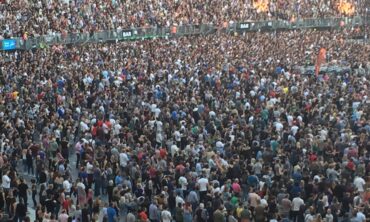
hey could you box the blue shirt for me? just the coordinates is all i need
[107,207,116,222]
[149,204,158,220]
[115,175,123,185]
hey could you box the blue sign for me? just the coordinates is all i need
[1,39,16,50]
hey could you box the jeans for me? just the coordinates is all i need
[27,164,34,175]
[76,153,80,169]
[13,216,24,222]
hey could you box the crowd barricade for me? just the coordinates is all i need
[0,16,366,51]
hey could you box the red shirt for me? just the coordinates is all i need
[232,182,241,193]
[104,120,111,128]
[347,161,355,171]
[91,126,97,137]
[97,120,103,127]
[62,199,71,210]
[159,148,167,159]
[269,90,276,98]
[309,154,317,161]
[137,151,144,162]
[148,167,157,178]
[138,211,148,221]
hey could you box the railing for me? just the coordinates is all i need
[0,16,367,51]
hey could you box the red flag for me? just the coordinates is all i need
[315,48,327,77]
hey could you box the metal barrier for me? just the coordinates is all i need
[0,16,367,51]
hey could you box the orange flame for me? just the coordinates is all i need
[253,0,269,13]
[337,0,355,16]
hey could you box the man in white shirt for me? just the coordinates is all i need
[170,144,179,157]
[291,194,305,222]
[86,161,94,175]
[161,206,172,222]
[274,120,284,132]
[354,176,366,192]
[178,176,188,197]
[2,172,11,191]
[197,175,209,202]
[197,176,209,193]
[119,149,129,169]
[113,121,122,135]
[174,130,181,146]
[63,178,72,195]
[175,193,185,207]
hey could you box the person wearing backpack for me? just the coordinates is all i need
[195,203,208,222]
[213,205,225,222]
[175,203,184,222]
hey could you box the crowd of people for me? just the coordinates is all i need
[0,0,366,39]
[0,17,369,222]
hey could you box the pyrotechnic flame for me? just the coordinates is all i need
[253,0,269,13]
[337,0,355,16]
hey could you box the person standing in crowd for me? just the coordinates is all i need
[17,178,29,207]
[14,199,27,222]
[107,202,117,222]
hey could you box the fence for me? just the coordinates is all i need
[0,16,367,51]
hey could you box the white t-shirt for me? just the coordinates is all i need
[63,180,72,193]
[354,176,366,192]
[174,131,181,142]
[77,182,85,190]
[198,178,209,192]
[175,195,185,206]
[291,125,299,136]
[292,197,304,211]
[274,122,284,131]
[356,212,366,222]
[113,123,122,135]
[119,153,129,167]
[170,145,179,157]
[2,175,10,189]
[161,210,172,222]
[287,115,294,126]
[86,162,94,174]
[80,121,89,132]
[155,120,163,132]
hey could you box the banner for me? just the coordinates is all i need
[122,30,133,38]
[239,23,251,29]
[1,39,16,50]
[315,48,327,76]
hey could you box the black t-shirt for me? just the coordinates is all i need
[18,183,28,197]
[45,199,55,213]
[16,203,27,217]
[61,140,68,152]
[39,172,47,184]
[81,208,89,222]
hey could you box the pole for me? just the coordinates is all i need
[365,7,368,44]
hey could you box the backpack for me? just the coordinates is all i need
[201,209,209,221]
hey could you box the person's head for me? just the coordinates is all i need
[327,208,331,214]
[200,203,204,209]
